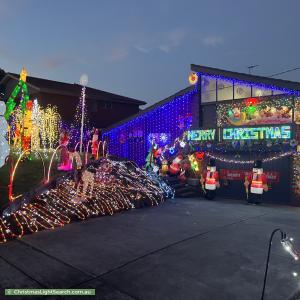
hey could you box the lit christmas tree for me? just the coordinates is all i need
[70,75,90,148]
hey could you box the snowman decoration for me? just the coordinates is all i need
[0,101,9,168]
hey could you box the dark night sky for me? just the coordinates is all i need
[1,0,300,107]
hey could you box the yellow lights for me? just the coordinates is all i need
[188,154,199,172]
[43,105,61,149]
[188,72,198,85]
[19,68,28,82]
[11,101,61,152]
[161,159,169,174]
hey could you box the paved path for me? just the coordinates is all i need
[0,198,300,300]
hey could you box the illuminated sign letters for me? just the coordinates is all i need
[187,129,216,141]
[222,125,291,140]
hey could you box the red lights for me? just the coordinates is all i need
[246,97,258,106]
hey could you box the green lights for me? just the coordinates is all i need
[187,129,216,141]
[222,125,291,140]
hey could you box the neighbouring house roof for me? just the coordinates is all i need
[103,85,195,132]
[191,64,300,92]
[0,73,146,106]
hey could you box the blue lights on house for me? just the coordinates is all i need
[103,89,197,166]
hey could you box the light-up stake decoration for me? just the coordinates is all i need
[46,145,68,183]
[261,228,299,300]
[79,74,88,154]
[9,150,46,201]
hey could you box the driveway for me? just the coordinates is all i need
[0,198,299,300]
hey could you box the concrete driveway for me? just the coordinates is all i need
[0,198,300,300]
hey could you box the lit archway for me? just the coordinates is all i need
[46,145,68,183]
[10,150,46,201]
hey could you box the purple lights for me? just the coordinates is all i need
[103,89,197,165]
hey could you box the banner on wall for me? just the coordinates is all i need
[222,125,291,141]
[187,129,216,141]
[220,169,280,183]
[217,96,293,127]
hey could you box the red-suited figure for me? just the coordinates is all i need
[244,160,268,205]
[92,128,99,158]
[169,154,183,176]
[200,158,219,200]
[58,131,70,171]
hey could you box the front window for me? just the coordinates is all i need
[217,79,233,101]
[234,83,251,99]
[201,76,216,103]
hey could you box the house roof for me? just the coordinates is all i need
[103,85,195,132]
[191,64,300,92]
[0,73,146,106]
[104,64,300,132]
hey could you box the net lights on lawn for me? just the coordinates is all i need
[0,159,170,244]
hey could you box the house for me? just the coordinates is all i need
[0,72,146,129]
[103,64,300,205]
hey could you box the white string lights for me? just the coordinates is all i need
[0,158,171,244]
[206,151,294,164]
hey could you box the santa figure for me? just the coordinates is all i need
[91,128,99,158]
[200,158,219,200]
[244,160,268,205]
[169,154,183,175]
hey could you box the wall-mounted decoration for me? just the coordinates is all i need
[188,72,198,85]
[217,96,293,127]
[128,130,144,143]
[220,169,280,183]
[148,133,170,146]
[187,129,216,141]
[118,132,126,144]
[222,125,291,141]
[294,97,300,124]
[178,113,193,129]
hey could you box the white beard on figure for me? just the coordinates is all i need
[0,101,9,168]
